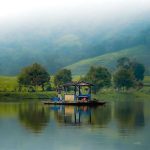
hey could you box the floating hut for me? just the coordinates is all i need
[43,81,106,106]
[63,81,94,103]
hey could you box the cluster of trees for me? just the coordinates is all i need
[18,57,145,92]
[18,63,50,92]
[18,63,72,92]
[84,66,111,93]
[114,57,145,90]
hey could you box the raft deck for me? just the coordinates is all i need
[42,100,106,106]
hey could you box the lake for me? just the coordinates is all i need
[0,99,149,150]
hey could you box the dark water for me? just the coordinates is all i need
[0,100,150,150]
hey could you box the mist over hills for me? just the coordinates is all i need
[66,45,150,75]
[0,14,150,75]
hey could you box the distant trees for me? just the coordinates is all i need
[114,68,135,90]
[18,63,50,91]
[54,69,72,87]
[84,66,111,93]
[131,62,145,81]
[117,57,145,81]
[114,57,145,90]
[17,57,145,93]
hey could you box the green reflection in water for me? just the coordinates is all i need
[18,102,50,133]
[115,100,145,135]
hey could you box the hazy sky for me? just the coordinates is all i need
[0,0,150,22]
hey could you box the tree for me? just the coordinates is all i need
[117,57,130,69]
[131,62,145,81]
[117,57,145,81]
[18,63,50,91]
[85,66,111,93]
[54,69,72,87]
[114,68,135,90]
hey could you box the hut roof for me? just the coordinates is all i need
[63,81,94,87]
[63,82,77,87]
[76,81,94,86]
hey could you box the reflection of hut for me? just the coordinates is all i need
[51,106,91,125]
[63,81,94,102]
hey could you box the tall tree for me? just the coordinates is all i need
[114,68,135,90]
[18,63,50,91]
[54,69,72,87]
[117,57,145,81]
[85,66,111,93]
[131,62,145,81]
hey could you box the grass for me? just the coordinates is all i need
[0,76,57,101]
[94,86,150,102]
[144,76,150,84]
[0,91,57,102]
[0,76,18,92]
[66,45,150,75]
[0,75,150,101]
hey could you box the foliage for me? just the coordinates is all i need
[85,66,111,93]
[0,24,150,76]
[117,57,130,69]
[117,57,145,81]
[66,45,150,75]
[18,63,50,91]
[0,91,57,101]
[54,69,72,87]
[131,62,145,81]
[113,68,135,90]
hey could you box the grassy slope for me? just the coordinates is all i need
[66,45,150,75]
[0,75,150,101]
[0,76,57,101]
[0,76,18,92]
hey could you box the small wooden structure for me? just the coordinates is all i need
[42,81,106,106]
[63,81,94,102]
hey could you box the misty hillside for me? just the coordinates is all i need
[66,45,150,75]
[0,18,150,75]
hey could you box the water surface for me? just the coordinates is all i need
[0,99,149,150]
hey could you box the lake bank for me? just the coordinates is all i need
[0,91,57,102]
[93,86,150,101]
[0,76,149,102]
[0,87,149,102]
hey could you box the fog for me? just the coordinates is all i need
[0,0,150,27]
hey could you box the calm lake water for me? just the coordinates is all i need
[0,99,150,150]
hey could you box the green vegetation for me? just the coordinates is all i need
[66,45,150,75]
[0,91,57,102]
[18,63,50,91]
[0,75,149,101]
[113,57,145,90]
[0,22,150,76]
[0,75,57,101]
[114,68,135,90]
[94,86,150,101]
[84,66,111,93]
[54,69,72,87]
[144,76,150,84]
[0,76,18,92]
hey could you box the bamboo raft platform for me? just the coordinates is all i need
[42,100,106,106]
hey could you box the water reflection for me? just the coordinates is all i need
[91,104,111,127]
[115,100,145,134]
[0,100,146,134]
[18,103,50,133]
[52,106,92,125]
[0,100,149,150]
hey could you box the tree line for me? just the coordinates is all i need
[18,57,145,92]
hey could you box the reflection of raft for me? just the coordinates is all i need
[42,100,106,106]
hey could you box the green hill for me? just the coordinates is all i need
[66,45,150,75]
[0,18,150,75]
